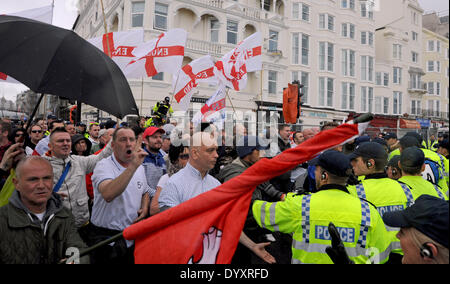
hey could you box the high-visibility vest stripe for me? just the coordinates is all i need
[301,195,312,243]
[355,183,366,200]
[399,183,415,207]
[433,184,446,200]
[357,199,371,248]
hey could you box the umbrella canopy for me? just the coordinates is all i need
[0,15,139,119]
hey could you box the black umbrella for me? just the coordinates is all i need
[0,15,139,120]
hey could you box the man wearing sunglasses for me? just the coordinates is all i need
[25,124,44,156]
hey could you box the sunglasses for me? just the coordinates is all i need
[179,154,189,160]
[15,133,24,137]
[31,130,42,133]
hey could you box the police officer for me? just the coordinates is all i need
[152,97,174,126]
[397,147,448,201]
[386,155,402,180]
[383,195,449,264]
[252,150,392,264]
[347,142,418,262]
[397,135,449,198]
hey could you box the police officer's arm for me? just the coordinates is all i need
[252,197,302,233]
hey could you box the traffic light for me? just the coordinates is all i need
[292,80,304,119]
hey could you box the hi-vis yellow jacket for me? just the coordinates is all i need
[252,185,392,264]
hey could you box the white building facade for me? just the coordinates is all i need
[75,0,428,129]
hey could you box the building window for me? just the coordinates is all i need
[210,19,219,42]
[341,82,355,110]
[411,100,421,115]
[428,40,434,52]
[412,31,418,41]
[152,72,163,81]
[269,30,278,52]
[319,42,334,72]
[131,1,145,28]
[292,33,299,64]
[393,91,402,114]
[383,97,389,114]
[319,14,335,31]
[361,56,373,81]
[301,34,309,65]
[293,33,309,65]
[292,2,299,19]
[375,97,381,113]
[227,20,238,44]
[319,77,334,107]
[302,4,310,21]
[427,60,434,72]
[268,70,277,94]
[342,23,356,39]
[294,3,310,21]
[393,67,402,84]
[341,0,355,9]
[342,49,355,77]
[293,71,309,103]
[154,3,168,30]
[428,82,434,95]
[411,51,419,63]
[361,31,367,45]
[410,73,422,89]
[393,44,402,59]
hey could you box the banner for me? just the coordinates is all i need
[124,29,187,78]
[123,122,369,264]
[192,84,226,127]
[172,55,217,111]
[87,30,144,72]
[214,32,262,91]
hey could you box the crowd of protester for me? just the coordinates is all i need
[0,114,448,264]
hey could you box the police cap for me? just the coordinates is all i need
[438,139,449,150]
[399,135,421,150]
[349,142,388,161]
[400,146,424,169]
[383,195,449,248]
[317,150,352,177]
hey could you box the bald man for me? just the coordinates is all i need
[0,156,88,264]
[302,128,315,141]
[158,132,221,211]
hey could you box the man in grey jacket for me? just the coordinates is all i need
[0,156,88,264]
[45,128,113,229]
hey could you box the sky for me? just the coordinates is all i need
[0,0,448,102]
[0,0,79,102]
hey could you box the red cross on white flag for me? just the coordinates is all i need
[87,30,144,73]
[124,29,187,79]
[172,55,218,111]
[192,84,226,127]
[214,32,262,91]
[1,5,53,83]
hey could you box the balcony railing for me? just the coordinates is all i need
[189,0,224,9]
[412,109,449,120]
[408,81,427,93]
[186,38,223,56]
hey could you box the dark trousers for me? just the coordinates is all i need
[79,223,134,264]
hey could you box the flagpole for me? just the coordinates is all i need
[100,0,111,56]
[225,88,237,119]
[140,77,144,114]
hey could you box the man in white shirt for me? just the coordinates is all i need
[89,127,150,263]
[158,132,221,211]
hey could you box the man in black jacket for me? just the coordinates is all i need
[217,136,286,264]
